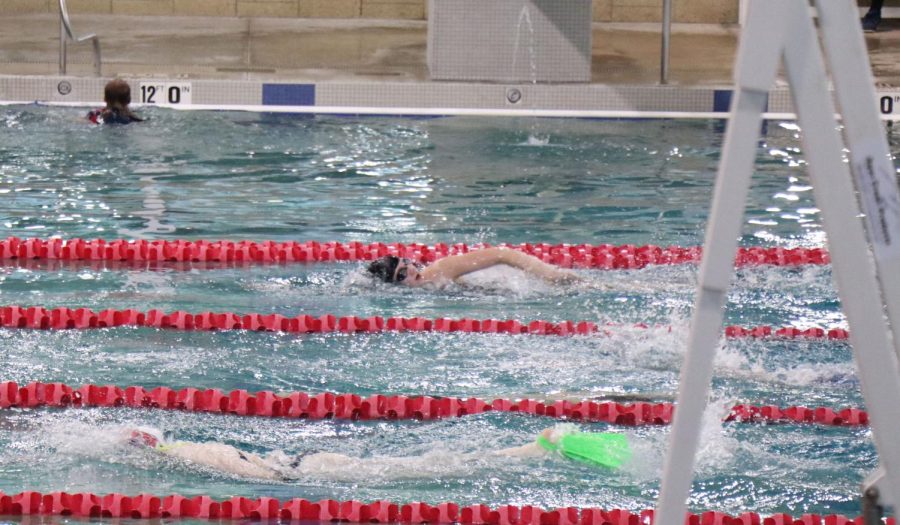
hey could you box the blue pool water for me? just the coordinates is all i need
[0,105,896,519]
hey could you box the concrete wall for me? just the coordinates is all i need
[15,0,895,23]
[594,0,738,24]
[1,0,742,22]
[0,0,426,18]
[5,0,895,22]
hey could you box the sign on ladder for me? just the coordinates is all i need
[655,1,900,523]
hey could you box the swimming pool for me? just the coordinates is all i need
[0,105,893,520]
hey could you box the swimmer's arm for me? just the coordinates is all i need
[420,247,580,283]
[492,428,554,458]
[493,441,547,458]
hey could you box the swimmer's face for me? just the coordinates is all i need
[393,259,423,286]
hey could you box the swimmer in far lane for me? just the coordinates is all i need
[126,424,630,482]
[367,247,581,288]
[87,79,143,125]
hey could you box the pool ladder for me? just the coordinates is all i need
[58,0,101,76]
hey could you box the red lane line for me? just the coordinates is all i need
[0,491,884,524]
[0,305,851,340]
[0,237,829,269]
[0,381,869,427]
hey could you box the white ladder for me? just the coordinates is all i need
[655,1,900,523]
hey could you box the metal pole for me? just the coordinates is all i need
[862,487,884,525]
[660,0,672,84]
[91,37,101,77]
[59,8,67,75]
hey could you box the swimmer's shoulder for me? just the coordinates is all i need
[86,108,144,125]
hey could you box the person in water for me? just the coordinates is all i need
[126,425,630,482]
[88,79,143,124]
[367,247,580,287]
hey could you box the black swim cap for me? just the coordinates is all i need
[367,255,401,283]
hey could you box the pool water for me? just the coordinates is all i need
[0,106,897,519]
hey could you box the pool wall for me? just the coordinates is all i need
[3,75,900,119]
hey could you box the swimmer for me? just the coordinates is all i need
[367,247,580,287]
[127,428,286,481]
[125,425,629,482]
[87,79,143,125]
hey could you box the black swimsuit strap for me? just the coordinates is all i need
[289,450,315,469]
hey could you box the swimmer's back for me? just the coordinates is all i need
[161,441,282,481]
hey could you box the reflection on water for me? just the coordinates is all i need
[0,106,863,247]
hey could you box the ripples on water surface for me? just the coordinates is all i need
[0,107,829,246]
[0,106,898,518]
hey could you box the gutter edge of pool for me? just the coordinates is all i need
[1,75,898,120]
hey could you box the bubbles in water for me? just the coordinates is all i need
[292,449,490,483]
[455,265,554,296]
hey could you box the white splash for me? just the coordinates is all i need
[511,3,537,82]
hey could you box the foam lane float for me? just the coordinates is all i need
[0,491,889,524]
[0,237,829,269]
[0,381,869,427]
[0,305,851,340]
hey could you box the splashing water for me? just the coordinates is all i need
[511,4,537,83]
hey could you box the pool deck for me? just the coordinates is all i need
[1,12,899,86]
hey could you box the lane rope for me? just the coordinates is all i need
[0,305,851,340]
[0,491,887,524]
[0,237,829,269]
[0,381,870,427]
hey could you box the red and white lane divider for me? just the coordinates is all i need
[0,237,829,269]
[0,305,852,340]
[0,381,870,427]
[0,491,887,525]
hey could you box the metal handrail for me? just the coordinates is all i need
[660,0,672,84]
[59,0,101,76]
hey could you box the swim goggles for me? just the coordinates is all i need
[394,259,423,283]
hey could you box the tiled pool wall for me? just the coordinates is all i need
[428,0,592,83]
[3,75,900,118]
